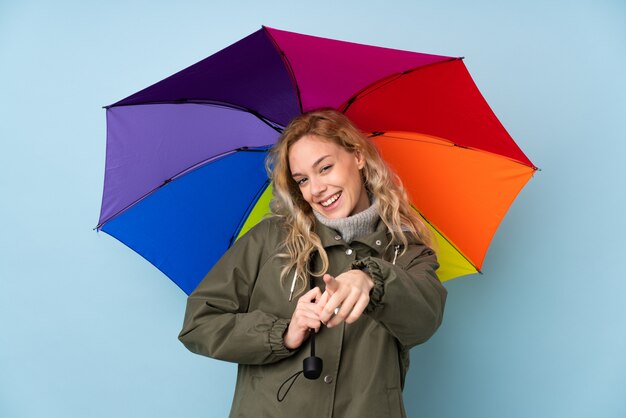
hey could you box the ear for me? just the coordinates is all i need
[354,149,365,170]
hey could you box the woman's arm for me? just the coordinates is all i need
[178,219,299,365]
[353,242,447,348]
[316,240,446,348]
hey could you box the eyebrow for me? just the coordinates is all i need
[291,154,332,177]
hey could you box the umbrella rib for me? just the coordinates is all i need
[105,99,285,133]
[95,146,270,230]
[372,132,539,171]
[169,146,270,183]
[263,26,304,114]
[340,57,462,113]
[412,205,482,275]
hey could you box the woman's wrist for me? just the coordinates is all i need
[283,325,292,349]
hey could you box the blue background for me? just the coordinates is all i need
[1,1,625,417]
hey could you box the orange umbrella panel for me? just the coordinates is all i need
[371,131,535,279]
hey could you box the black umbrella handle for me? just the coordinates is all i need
[303,262,323,379]
[310,327,316,356]
[303,329,322,379]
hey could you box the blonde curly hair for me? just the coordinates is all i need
[266,108,435,297]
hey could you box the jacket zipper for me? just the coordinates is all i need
[288,271,298,301]
[392,244,401,265]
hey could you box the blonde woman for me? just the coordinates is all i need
[179,108,447,418]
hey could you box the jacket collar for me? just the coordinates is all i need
[314,217,391,256]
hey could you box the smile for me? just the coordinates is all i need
[320,192,341,207]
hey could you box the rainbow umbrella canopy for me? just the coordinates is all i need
[97,26,537,295]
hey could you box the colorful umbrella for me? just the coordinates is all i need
[97,26,537,295]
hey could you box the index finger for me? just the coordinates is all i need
[323,274,338,294]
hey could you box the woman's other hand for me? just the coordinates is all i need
[283,287,323,350]
[318,271,374,328]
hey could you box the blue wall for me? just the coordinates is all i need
[1,1,624,417]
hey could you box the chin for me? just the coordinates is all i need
[318,207,350,219]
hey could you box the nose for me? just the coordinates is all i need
[309,176,326,197]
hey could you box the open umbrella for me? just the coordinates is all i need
[97,26,537,295]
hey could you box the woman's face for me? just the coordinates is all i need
[288,134,370,219]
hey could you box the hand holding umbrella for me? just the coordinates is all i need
[283,287,324,350]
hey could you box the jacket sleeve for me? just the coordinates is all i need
[178,219,298,365]
[352,241,447,349]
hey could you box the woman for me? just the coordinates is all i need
[179,109,447,418]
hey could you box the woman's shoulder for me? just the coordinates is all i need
[239,215,288,243]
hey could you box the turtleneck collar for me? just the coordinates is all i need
[313,199,380,243]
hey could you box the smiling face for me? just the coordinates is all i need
[288,134,370,219]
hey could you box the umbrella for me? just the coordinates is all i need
[97,26,537,295]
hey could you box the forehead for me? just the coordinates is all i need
[288,135,346,167]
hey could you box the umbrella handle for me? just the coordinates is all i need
[303,329,322,379]
[302,258,322,379]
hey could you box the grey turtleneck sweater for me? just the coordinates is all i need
[313,200,380,243]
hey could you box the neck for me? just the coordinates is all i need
[313,199,379,243]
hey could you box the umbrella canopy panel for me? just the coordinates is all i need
[345,59,534,167]
[102,149,270,295]
[371,132,535,273]
[265,26,452,112]
[111,28,300,126]
[99,104,279,227]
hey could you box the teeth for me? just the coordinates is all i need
[321,193,340,207]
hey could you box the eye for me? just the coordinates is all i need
[295,177,308,186]
[321,165,332,173]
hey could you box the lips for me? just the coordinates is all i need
[319,192,341,208]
